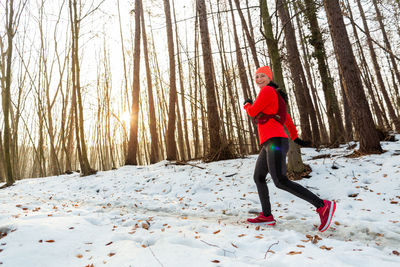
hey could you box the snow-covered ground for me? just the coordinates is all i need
[1,137,400,267]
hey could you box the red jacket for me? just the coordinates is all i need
[244,85,298,145]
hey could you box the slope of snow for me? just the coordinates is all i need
[1,136,399,266]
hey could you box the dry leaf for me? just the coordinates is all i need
[85,264,94,267]
[297,245,305,248]
[106,242,113,246]
[320,245,333,251]
[108,252,116,257]
[287,251,302,255]
[255,236,263,239]
[393,250,399,256]
[231,243,238,248]
[238,234,246,237]
[141,244,146,248]
[45,240,55,243]
[334,221,340,226]
[211,260,220,263]
[390,201,398,204]
[213,230,221,234]
[76,254,83,259]
[255,226,260,231]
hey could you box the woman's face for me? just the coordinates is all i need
[255,73,271,89]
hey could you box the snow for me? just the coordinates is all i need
[1,137,400,267]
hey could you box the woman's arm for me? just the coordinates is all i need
[244,86,278,117]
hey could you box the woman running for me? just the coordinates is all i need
[243,66,336,232]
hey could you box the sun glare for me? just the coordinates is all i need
[122,111,131,126]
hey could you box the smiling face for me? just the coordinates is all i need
[255,72,271,89]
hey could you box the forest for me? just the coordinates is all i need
[1,0,399,185]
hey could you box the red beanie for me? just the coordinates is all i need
[256,66,273,81]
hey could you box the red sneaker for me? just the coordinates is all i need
[247,212,276,225]
[316,200,336,232]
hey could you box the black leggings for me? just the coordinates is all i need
[253,137,324,216]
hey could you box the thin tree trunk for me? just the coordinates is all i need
[141,2,160,164]
[356,0,400,132]
[164,0,178,160]
[126,0,142,165]
[373,0,400,99]
[197,0,225,159]
[233,0,260,68]
[2,0,16,186]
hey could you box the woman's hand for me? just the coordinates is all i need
[294,138,312,147]
[243,98,253,106]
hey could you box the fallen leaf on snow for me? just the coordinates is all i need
[393,250,399,256]
[106,242,113,246]
[45,240,55,243]
[76,254,83,259]
[287,251,302,255]
[320,245,333,251]
[297,245,305,248]
[108,252,116,257]
[213,230,221,234]
[211,260,220,263]
[231,243,238,248]
[238,234,246,237]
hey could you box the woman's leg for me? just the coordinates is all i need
[253,147,273,216]
[266,137,324,208]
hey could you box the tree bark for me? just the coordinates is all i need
[2,0,16,185]
[302,0,344,144]
[164,0,178,160]
[196,0,224,159]
[323,0,382,153]
[126,0,142,165]
[140,2,160,164]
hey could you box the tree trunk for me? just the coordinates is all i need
[125,0,142,165]
[302,0,344,144]
[2,0,16,186]
[163,0,178,160]
[373,0,400,99]
[233,0,260,68]
[140,2,160,164]
[197,0,227,160]
[323,0,382,154]
[69,0,95,175]
[356,0,400,132]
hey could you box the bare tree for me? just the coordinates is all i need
[163,0,178,160]
[323,0,382,154]
[125,0,142,165]
[68,0,96,175]
[356,0,400,132]
[1,0,27,186]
